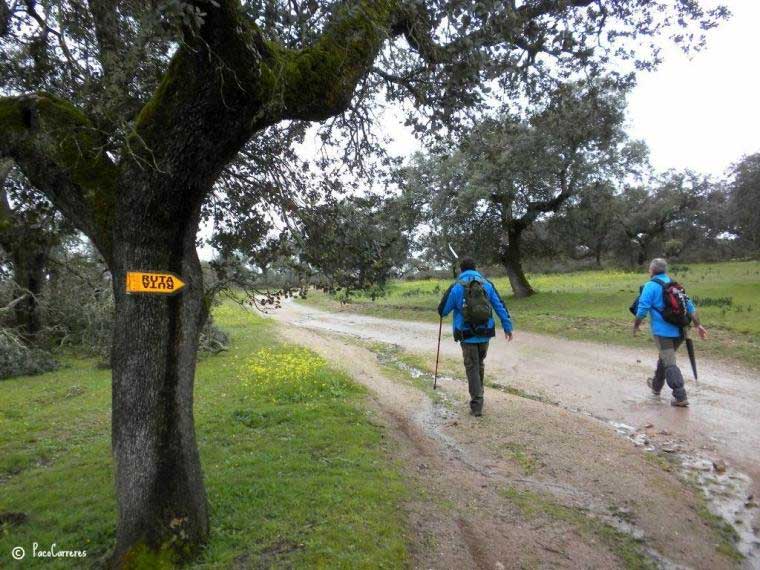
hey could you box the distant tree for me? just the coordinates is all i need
[670,177,736,260]
[297,195,410,296]
[404,80,642,296]
[548,182,622,266]
[0,162,71,339]
[729,153,760,250]
[614,171,703,266]
[399,152,500,277]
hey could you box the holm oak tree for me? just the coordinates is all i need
[0,0,727,563]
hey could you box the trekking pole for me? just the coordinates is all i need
[433,317,443,390]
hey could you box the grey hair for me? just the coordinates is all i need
[649,258,668,275]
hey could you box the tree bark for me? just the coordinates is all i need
[109,200,209,566]
[11,246,47,340]
[636,238,651,266]
[594,238,604,267]
[0,172,50,341]
[501,227,535,298]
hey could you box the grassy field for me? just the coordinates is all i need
[0,303,409,568]
[303,261,760,369]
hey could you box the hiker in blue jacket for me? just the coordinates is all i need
[633,258,707,407]
[438,257,513,416]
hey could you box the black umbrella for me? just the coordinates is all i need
[685,337,698,382]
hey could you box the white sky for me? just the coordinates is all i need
[626,0,760,175]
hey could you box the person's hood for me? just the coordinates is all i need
[458,269,483,280]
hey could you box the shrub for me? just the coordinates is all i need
[0,328,59,379]
[41,284,114,362]
[199,317,229,355]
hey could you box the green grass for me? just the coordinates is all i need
[693,503,744,564]
[0,302,409,568]
[303,261,760,369]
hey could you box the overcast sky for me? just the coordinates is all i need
[378,0,760,176]
[626,0,760,175]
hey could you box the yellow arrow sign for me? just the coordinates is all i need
[126,271,186,295]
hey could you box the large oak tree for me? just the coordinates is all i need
[402,79,643,296]
[0,0,726,564]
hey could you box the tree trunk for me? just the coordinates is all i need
[594,239,603,267]
[502,228,535,298]
[11,246,47,340]
[109,203,209,566]
[636,246,647,267]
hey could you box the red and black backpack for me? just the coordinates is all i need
[652,278,692,328]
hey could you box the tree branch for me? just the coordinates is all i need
[124,0,610,202]
[0,292,30,315]
[87,0,122,79]
[263,1,403,121]
[393,0,595,65]
[0,94,118,262]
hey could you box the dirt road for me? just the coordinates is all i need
[269,301,760,568]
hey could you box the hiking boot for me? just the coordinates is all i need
[469,408,483,417]
[646,377,661,396]
[671,398,689,408]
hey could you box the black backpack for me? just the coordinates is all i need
[459,278,492,326]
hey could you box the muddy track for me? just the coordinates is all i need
[270,302,760,569]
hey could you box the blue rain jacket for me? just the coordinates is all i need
[438,270,513,344]
[635,273,696,338]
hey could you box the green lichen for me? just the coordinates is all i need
[128,0,400,150]
[0,97,26,133]
[0,94,117,253]
[131,1,263,142]
[132,55,178,134]
[260,0,398,119]
[34,95,117,243]
[34,96,116,190]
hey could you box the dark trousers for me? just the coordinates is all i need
[652,335,687,401]
[462,341,489,412]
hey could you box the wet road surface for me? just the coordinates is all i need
[277,301,760,503]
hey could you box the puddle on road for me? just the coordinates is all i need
[371,341,760,567]
[610,422,760,565]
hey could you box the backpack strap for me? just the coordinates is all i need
[649,277,667,316]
